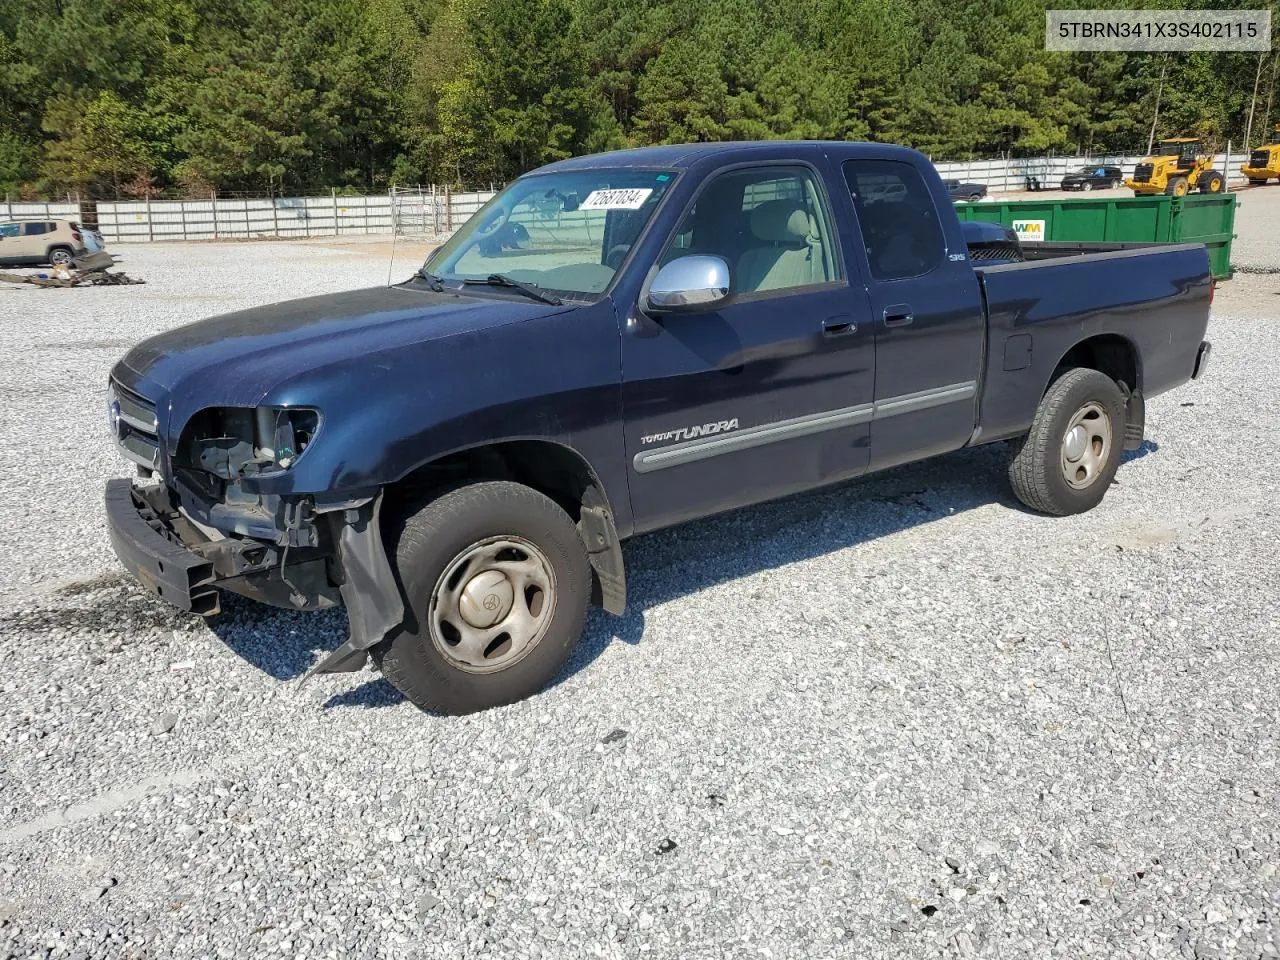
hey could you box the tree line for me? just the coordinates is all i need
[1,0,1276,199]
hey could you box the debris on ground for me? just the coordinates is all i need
[0,252,143,288]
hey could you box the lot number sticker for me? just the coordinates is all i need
[579,188,653,210]
[1012,219,1046,242]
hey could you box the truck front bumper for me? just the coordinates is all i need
[105,478,342,617]
[106,478,221,614]
[105,478,403,676]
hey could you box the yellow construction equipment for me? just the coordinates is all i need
[1125,137,1225,197]
[1241,125,1280,185]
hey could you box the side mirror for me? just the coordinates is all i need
[645,255,731,314]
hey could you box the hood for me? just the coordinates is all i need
[113,284,568,407]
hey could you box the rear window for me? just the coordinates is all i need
[843,159,946,281]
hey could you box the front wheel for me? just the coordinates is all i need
[1166,177,1190,197]
[376,480,591,714]
[1007,368,1126,516]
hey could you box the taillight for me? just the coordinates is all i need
[71,230,82,241]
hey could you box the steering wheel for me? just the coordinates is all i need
[605,243,631,270]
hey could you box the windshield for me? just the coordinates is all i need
[423,169,676,299]
[1156,141,1187,156]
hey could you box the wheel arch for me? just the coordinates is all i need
[384,438,627,615]
[1047,333,1144,449]
[1049,333,1141,393]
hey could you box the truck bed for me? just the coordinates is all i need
[971,243,1212,444]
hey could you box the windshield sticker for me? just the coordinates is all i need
[579,188,653,210]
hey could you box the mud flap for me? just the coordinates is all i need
[302,495,404,678]
[1123,388,1145,451]
[578,488,626,616]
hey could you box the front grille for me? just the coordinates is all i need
[1251,150,1270,168]
[1132,163,1153,183]
[110,378,160,470]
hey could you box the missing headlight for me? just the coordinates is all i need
[260,408,319,469]
[180,407,321,480]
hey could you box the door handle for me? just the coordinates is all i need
[883,304,914,328]
[822,316,857,337]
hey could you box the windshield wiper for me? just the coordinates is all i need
[414,268,446,292]
[462,273,562,306]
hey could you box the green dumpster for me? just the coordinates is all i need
[953,193,1237,280]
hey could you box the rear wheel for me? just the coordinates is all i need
[47,246,74,266]
[1007,368,1126,516]
[376,480,591,714]
[1166,177,1190,197]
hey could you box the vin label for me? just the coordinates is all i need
[1046,9,1271,51]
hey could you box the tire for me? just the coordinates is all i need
[1198,170,1225,194]
[47,246,74,266]
[968,193,982,202]
[1084,181,1095,192]
[1007,367,1126,517]
[375,480,591,714]
[1165,177,1189,197]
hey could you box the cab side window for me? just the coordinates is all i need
[659,166,841,296]
[843,160,946,281]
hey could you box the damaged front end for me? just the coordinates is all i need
[104,378,402,675]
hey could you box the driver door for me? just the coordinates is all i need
[619,162,877,533]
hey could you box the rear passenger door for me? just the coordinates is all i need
[17,222,51,263]
[840,159,986,471]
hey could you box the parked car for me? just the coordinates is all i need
[0,219,92,266]
[942,178,988,201]
[105,140,1213,715]
[1060,165,1124,191]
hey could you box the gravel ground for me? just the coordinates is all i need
[2,239,1278,960]
[1227,186,1280,274]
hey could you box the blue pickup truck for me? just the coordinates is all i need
[105,141,1212,714]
